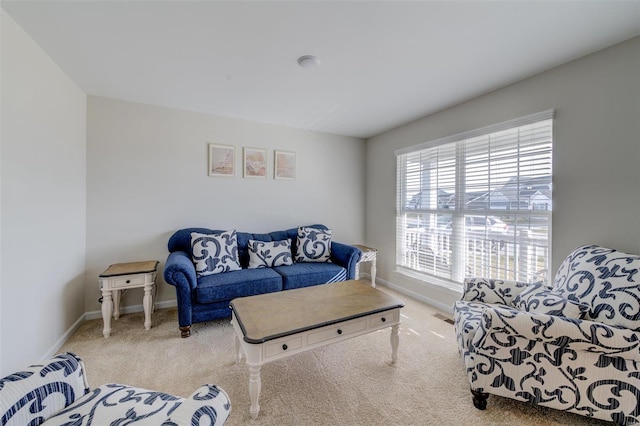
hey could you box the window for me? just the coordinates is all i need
[395,110,553,288]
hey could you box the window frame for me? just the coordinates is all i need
[395,110,554,289]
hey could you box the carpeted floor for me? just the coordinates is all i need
[59,285,610,425]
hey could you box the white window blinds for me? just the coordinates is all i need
[395,110,553,287]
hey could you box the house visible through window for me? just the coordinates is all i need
[395,110,553,289]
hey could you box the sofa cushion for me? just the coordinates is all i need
[512,282,589,318]
[553,244,640,330]
[248,239,293,268]
[191,230,241,277]
[295,226,332,262]
[195,268,283,304]
[274,263,346,290]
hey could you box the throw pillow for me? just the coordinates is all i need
[512,282,588,319]
[295,226,332,263]
[553,244,640,330]
[247,239,293,269]
[191,230,241,277]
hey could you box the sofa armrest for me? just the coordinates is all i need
[479,306,640,360]
[162,385,231,425]
[0,352,89,425]
[163,251,197,291]
[461,277,533,305]
[330,242,362,280]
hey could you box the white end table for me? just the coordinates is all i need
[99,260,158,338]
[354,244,377,287]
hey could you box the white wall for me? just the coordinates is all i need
[85,96,365,314]
[365,37,640,312]
[1,11,87,375]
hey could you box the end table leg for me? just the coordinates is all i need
[112,289,121,319]
[248,364,262,419]
[102,290,113,338]
[143,284,152,330]
[390,324,399,364]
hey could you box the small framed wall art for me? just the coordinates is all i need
[243,147,267,178]
[274,150,296,180]
[208,143,235,177]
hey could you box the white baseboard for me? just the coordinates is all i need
[41,314,87,362]
[45,299,178,362]
[84,299,177,321]
[375,276,455,314]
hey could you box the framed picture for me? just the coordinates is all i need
[208,144,235,177]
[275,150,296,180]
[243,147,267,178]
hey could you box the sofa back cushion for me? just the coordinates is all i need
[553,244,640,330]
[248,239,293,268]
[191,230,241,277]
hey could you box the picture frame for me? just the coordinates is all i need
[243,147,267,178]
[208,143,235,177]
[274,150,296,180]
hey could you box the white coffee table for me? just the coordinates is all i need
[230,280,404,419]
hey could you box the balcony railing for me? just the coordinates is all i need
[403,228,549,284]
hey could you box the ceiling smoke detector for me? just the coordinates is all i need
[297,55,320,69]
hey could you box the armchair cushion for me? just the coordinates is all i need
[511,282,589,318]
[553,245,640,331]
[461,277,533,305]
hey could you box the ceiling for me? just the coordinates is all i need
[3,1,639,139]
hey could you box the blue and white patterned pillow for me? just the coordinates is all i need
[191,230,241,277]
[248,239,293,269]
[295,227,332,263]
[553,244,640,330]
[512,282,588,319]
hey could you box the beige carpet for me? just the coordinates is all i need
[59,285,610,425]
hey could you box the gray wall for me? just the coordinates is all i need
[85,96,366,315]
[1,11,87,375]
[365,37,640,311]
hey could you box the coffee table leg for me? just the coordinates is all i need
[390,324,399,364]
[248,364,262,419]
[234,334,242,362]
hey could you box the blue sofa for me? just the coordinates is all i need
[164,224,362,337]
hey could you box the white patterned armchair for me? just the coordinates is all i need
[453,245,640,425]
[0,352,231,425]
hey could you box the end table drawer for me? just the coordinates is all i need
[307,318,367,345]
[111,275,145,288]
[264,336,303,359]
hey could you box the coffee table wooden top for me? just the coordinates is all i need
[230,280,404,344]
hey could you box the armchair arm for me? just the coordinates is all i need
[330,242,362,280]
[480,306,640,360]
[0,352,89,425]
[162,385,231,426]
[461,277,533,305]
